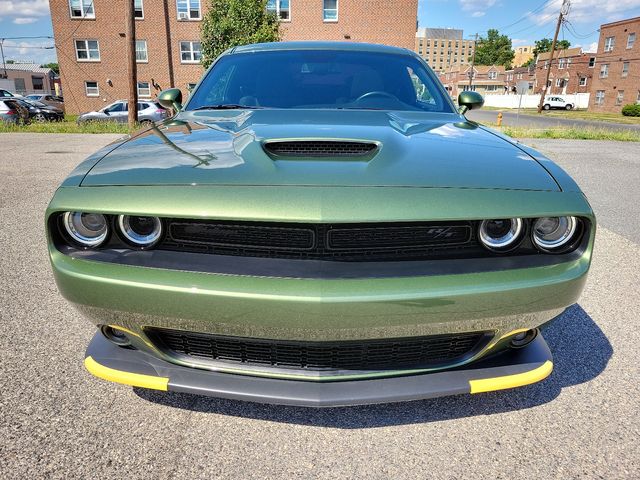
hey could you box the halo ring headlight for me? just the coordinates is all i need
[118,215,162,247]
[63,212,108,247]
[532,216,578,251]
[479,218,523,251]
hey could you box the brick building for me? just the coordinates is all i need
[589,16,640,112]
[442,64,506,97]
[512,45,534,67]
[51,0,419,114]
[533,47,593,96]
[505,65,535,94]
[414,28,475,73]
[0,63,57,96]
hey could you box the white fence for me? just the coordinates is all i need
[483,93,591,109]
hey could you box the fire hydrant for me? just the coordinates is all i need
[497,112,503,127]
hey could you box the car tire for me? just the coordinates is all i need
[565,104,573,110]
[140,119,153,127]
[543,104,550,110]
[34,113,47,123]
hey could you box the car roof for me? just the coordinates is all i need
[230,41,413,56]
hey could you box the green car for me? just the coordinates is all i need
[46,42,594,406]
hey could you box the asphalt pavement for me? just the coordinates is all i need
[467,109,640,133]
[1,133,639,479]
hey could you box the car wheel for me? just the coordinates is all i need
[140,119,153,127]
[543,104,550,110]
[35,113,47,123]
[565,104,573,110]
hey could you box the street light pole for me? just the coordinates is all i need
[468,33,478,90]
[537,0,571,113]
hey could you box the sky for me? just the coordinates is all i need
[1,0,640,65]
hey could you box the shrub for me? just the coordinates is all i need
[621,103,640,117]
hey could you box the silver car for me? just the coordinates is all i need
[25,94,65,112]
[0,99,29,124]
[77,100,168,125]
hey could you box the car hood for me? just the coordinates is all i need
[81,110,559,191]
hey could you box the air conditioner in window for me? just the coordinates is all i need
[178,12,188,20]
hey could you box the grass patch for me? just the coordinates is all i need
[0,119,132,134]
[483,107,640,125]
[484,124,640,142]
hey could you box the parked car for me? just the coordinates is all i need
[543,96,575,110]
[77,100,168,125]
[17,98,64,122]
[25,94,65,112]
[46,42,595,407]
[0,98,29,124]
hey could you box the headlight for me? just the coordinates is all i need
[478,218,523,251]
[532,216,577,251]
[63,212,108,247]
[118,215,162,247]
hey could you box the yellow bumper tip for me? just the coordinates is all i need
[469,360,553,394]
[84,356,169,391]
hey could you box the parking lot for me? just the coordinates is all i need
[1,133,639,479]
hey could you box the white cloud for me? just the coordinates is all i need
[1,39,56,64]
[512,38,532,46]
[584,41,598,52]
[0,0,50,20]
[459,0,496,17]
[13,17,38,24]
[529,0,640,25]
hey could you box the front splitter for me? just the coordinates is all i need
[84,332,553,407]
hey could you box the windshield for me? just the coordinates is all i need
[187,49,453,113]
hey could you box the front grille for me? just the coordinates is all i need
[160,220,479,262]
[149,328,490,371]
[263,141,378,157]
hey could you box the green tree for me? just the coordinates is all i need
[532,38,571,57]
[472,29,515,68]
[41,62,60,74]
[200,0,280,68]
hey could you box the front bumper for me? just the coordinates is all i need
[85,331,553,407]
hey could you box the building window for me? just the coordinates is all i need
[558,58,566,69]
[544,60,549,69]
[135,40,148,62]
[177,0,201,20]
[567,58,572,67]
[579,76,587,87]
[627,33,635,49]
[488,71,497,80]
[180,41,202,63]
[69,0,95,18]
[134,0,144,18]
[595,90,605,106]
[615,90,624,105]
[187,83,197,91]
[599,64,609,78]
[604,36,615,52]
[85,81,99,96]
[323,0,337,21]
[637,90,640,103]
[137,81,151,98]
[31,76,44,90]
[588,57,596,68]
[555,78,562,87]
[267,0,290,20]
[622,62,629,78]
[75,39,100,61]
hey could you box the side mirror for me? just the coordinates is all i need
[158,88,183,112]
[458,91,484,113]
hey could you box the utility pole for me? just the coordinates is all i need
[537,0,571,113]
[125,0,139,129]
[468,33,478,89]
[0,39,7,79]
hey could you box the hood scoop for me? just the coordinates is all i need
[263,140,378,159]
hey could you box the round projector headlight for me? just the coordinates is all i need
[478,218,523,251]
[532,216,577,251]
[63,212,108,247]
[118,215,162,247]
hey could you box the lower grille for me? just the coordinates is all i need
[148,328,490,372]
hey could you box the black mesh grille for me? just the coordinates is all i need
[160,220,478,262]
[149,328,490,371]
[264,141,378,157]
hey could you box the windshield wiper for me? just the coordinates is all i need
[193,104,264,110]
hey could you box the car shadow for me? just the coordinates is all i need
[134,304,612,428]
